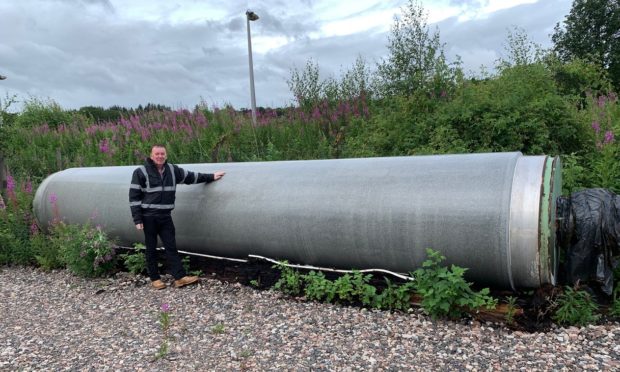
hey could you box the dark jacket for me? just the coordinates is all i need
[129,158,214,224]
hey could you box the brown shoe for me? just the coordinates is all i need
[174,276,199,288]
[151,279,166,290]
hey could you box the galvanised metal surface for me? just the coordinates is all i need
[33,152,560,288]
[508,156,561,288]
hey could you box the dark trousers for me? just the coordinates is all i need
[142,214,186,281]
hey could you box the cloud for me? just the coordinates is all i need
[0,0,573,111]
[438,0,572,74]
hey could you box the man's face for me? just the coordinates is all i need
[150,146,167,166]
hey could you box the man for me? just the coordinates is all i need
[129,144,225,289]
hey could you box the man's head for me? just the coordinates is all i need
[150,144,167,167]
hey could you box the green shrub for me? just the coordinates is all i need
[0,178,38,266]
[374,277,415,311]
[272,261,303,296]
[182,255,203,276]
[32,232,63,271]
[13,97,74,129]
[505,296,518,325]
[302,271,335,302]
[51,222,117,277]
[552,286,600,326]
[412,249,497,319]
[332,273,355,302]
[350,270,378,307]
[120,243,147,275]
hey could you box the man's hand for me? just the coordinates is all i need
[136,223,143,230]
[213,171,226,181]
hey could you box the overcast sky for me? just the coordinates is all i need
[0,0,572,111]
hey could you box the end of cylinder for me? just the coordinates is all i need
[509,155,561,289]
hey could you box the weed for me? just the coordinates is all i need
[375,277,415,311]
[302,271,334,302]
[350,271,377,307]
[182,255,203,277]
[552,285,600,326]
[154,303,172,360]
[212,323,225,334]
[120,243,147,275]
[51,221,117,277]
[272,261,303,296]
[333,273,355,302]
[505,296,518,325]
[412,249,497,319]
[154,340,169,361]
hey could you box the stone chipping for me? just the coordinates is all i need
[1,267,619,371]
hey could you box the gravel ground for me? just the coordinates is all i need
[1,266,620,371]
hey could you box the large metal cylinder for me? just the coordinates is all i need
[33,152,561,289]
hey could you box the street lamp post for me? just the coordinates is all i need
[246,10,259,126]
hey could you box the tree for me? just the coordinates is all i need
[552,0,620,90]
[375,0,461,97]
[287,59,323,109]
[497,27,546,69]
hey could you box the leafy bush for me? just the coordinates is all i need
[31,231,63,271]
[412,249,497,319]
[505,296,518,325]
[302,270,335,302]
[0,177,37,266]
[13,97,74,129]
[182,255,203,276]
[50,222,117,277]
[120,243,147,275]
[272,261,303,296]
[350,270,378,307]
[552,286,600,326]
[272,263,418,311]
[375,277,415,311]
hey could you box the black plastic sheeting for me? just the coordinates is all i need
[557,188,620,295]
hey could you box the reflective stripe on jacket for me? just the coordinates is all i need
[129,158,214,224]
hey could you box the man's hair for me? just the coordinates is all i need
[151,144,167,151]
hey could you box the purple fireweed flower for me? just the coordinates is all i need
[592,121,601,133]
[312,107,321,120]
[598,95,606,108]
[24,180,32,194]
[6,175,15,193]
[161,303,170,312]
[30,222,39,235]
[99,139,110,154]
[609,92,618,104]
[195,111,208,127]
[85,126,97,136]
[604,130,615,144]
[140,128,151,141]
[49,193,58,205]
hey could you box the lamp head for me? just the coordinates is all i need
[246,10,259,21]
